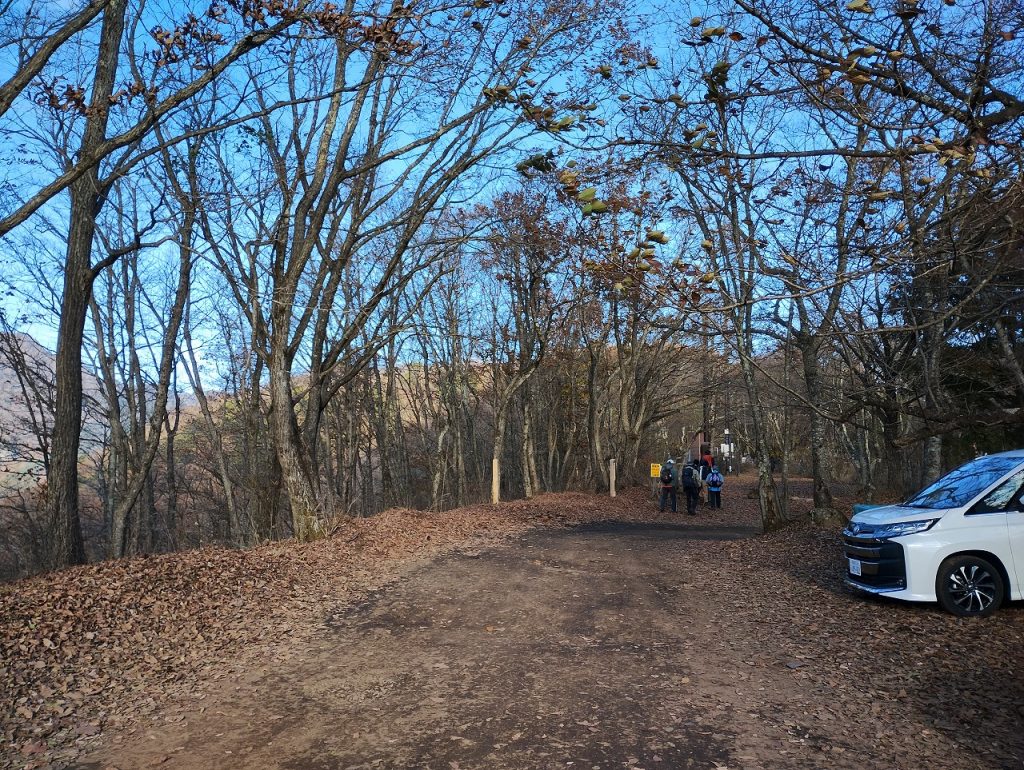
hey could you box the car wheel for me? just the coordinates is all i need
[936,555,1004,617]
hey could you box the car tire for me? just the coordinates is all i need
[936,554,1004,617]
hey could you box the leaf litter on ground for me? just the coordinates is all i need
[3,478,1024,769]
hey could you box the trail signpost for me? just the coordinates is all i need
[650,463,662,498]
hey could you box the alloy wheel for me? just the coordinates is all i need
[946,563,997,614]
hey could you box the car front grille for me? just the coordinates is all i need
[842,529,907,590]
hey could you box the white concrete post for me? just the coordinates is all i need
[609,458,617,498]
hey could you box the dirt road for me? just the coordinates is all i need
[76,519,790,769]
[71,497,1024,770]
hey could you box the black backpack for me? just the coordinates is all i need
[682,465,697,488]
[660,466,674,484]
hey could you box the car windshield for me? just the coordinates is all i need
[903,456,1024,510]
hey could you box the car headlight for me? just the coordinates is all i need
[873,519,939,539]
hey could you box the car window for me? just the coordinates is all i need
[903,456,1024,510]
[969,468,1024,515]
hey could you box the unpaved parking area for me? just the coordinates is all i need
[74,507,1024,769]
[79,523,754,769]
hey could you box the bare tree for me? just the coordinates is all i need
[193,0,618,534]
[3,0,321,568]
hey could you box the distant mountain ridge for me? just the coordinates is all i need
[0,333,103,490]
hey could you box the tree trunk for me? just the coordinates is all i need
[520,394,536,498]
[527,415,540,494]
[922,435,943,486]
[371,357,396,511]
[738,352,785,531]
[129,329,152,555]
[45,0,128,569]
[430,424,449,509]
[268,352,322,539]
[47,209,99,567]
[454,364,468,505]
[994,318,1024,400]
[797,336,835,513]
[164,406,178,551]
[586,349,607,491]
[491,405,508,504]
[453,385,467,507]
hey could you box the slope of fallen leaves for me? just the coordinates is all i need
[0,486,684,767]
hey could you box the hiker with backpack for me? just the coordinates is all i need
[706,464,724,510]
[681,459,702,515]
[659,459,678,513]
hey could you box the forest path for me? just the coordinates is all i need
[75,517,814,770]
[72,493,1023,770]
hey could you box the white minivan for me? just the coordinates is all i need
[844,449,1024,617]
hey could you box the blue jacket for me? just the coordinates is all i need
[706,471,724,492]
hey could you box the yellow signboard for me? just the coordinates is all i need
[650,463,662,478]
